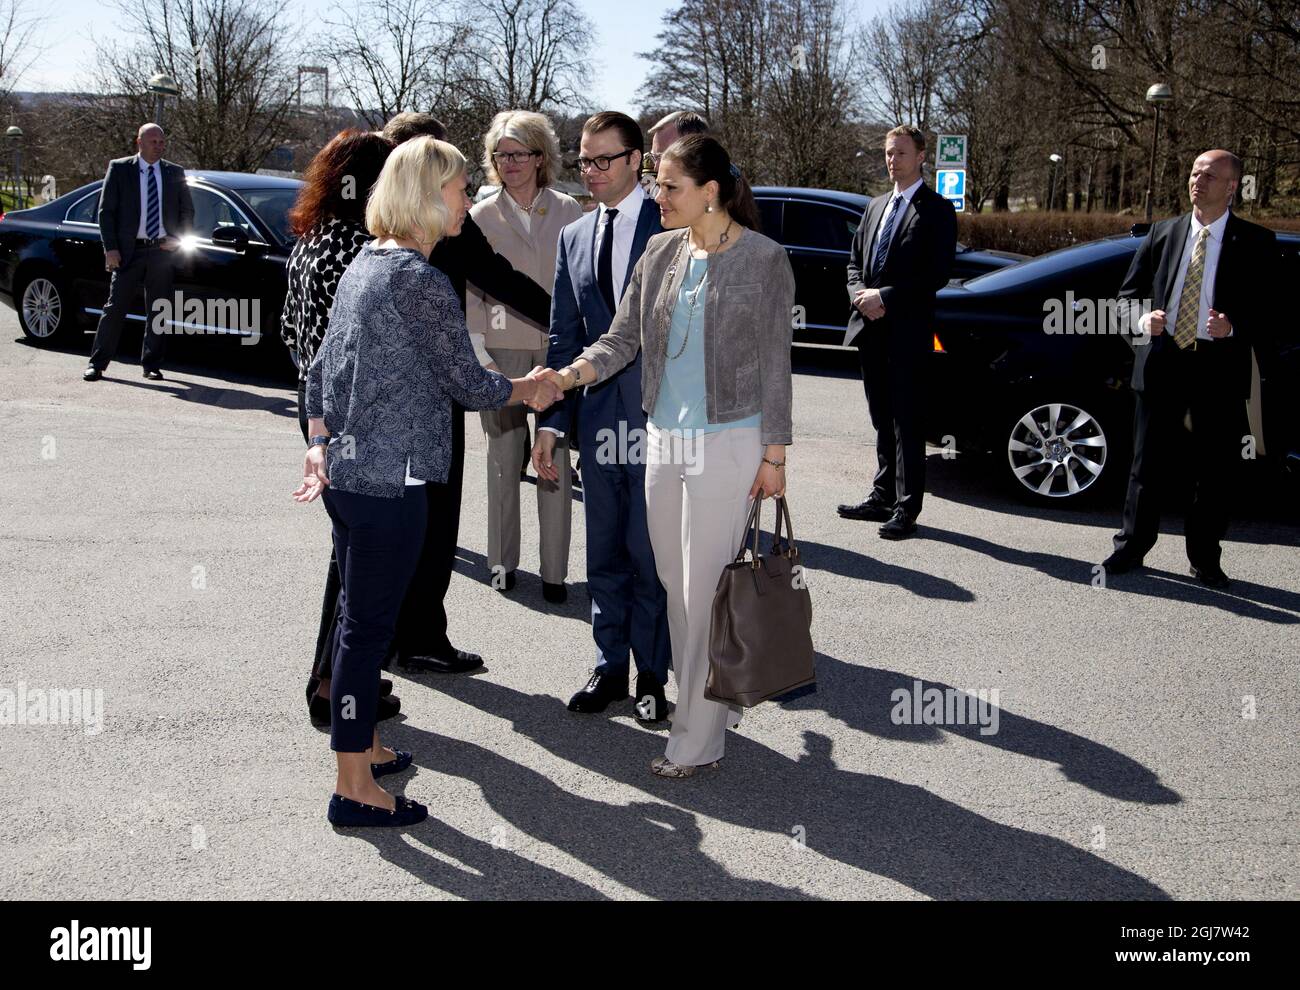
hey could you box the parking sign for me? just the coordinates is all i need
[937,168,966,212]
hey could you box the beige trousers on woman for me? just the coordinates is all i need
[645,423,763,766]
[480,345,572,584]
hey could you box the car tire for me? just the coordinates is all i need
[1002,396,1129,505]
[16,270,76,344]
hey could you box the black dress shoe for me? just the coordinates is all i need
[399,648,484,674]
[1100,551,1145,574]
[878,508,918,540]
[542,581,567,604]
[82,367,102,382]
[837,496,893,522]
[493,569,517,592]
[379,678,393,697]
[309,692,401,727]
[1190,564,1231,589]
[633,674,668,724]
[143,369,163,380]
[567,670,629,713]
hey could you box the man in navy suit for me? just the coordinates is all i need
[531,111,672,723]
[84,124,194,382]
[1101,149,1280,589]
[838,125,956,539]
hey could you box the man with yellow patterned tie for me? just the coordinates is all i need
[1102,149,1280,588]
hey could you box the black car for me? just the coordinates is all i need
[927,227,1300,504]
[0,171,302,354]
[752,186,1026,346]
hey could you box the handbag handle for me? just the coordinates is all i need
[734,496,764,567]
[770,495,799,557]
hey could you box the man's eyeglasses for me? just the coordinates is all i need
[576,149,637,173]
[491,150,540,165]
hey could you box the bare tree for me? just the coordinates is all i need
[0,0,41,101]
[458,0,593,113]
[90,0,302,171]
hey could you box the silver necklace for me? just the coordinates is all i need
[670,258,707,360]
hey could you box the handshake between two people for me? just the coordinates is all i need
[513,366,571,413]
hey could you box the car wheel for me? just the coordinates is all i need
[18,272,74,343]
[1004,398,1124,502]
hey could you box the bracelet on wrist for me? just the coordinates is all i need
[762,457,785,469]
[309,435,330,448]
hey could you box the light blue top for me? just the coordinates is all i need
[650,255,762,434]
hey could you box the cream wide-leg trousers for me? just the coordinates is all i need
[645,423,764,766]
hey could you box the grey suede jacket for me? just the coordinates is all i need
[577,227,796,446]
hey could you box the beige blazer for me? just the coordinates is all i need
[467,186,584,359]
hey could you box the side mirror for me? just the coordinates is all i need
[211,225,250,250]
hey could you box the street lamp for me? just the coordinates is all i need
[147,72,181,127]
[6,125,22,208]
[1047,153,1063,211]
[1143,83,1173,222]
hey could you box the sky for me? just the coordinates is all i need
[23,0,882,114]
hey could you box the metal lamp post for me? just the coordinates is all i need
[1047,153,1063,211]
[147,73,181,127]
[1143,83,1173,222]
[5,125,22,208]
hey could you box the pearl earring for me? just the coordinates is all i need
[705,202,713,213]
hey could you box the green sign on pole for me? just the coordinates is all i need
[936,134,967,169]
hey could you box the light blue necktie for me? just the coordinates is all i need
[871,195,903,278]
[145,164,161,239]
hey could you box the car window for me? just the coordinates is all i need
[756,198,782,240]
[783,202,858,252]
[239,187,299,244]
[190,186,259,241]
[65,191,100,225]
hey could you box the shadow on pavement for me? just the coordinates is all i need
[925,526,1300,624]
[776,653,1181,806]
[364,677,1170,900]
[451,546,590,618]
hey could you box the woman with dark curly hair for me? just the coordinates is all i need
[280,128,395,729]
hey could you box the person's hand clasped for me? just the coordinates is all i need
[1207,309,1232,339]
[1146,309,1167,336]
[749,459,786,500]
[292,445,330,503]
[524,366,563,412]
[104,249,122,272]
[854,288,886,321]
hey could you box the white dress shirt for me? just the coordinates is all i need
[1153,210,1232,341]
[600,181,646,303]
[540,183,646,440]
[873,176,923,259]
[136,159,169,239]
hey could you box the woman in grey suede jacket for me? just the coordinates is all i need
[547,135,796,778]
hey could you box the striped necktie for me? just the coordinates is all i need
[871,195,903,278]
[145,164,161,239]
[1171,227,1208,350]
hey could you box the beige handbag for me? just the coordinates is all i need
[705,495,815,707]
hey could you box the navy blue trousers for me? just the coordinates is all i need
[576,410,671,685]
[322,485,427,752]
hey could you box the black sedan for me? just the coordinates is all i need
[753,186,1026,346]
[0,171,301,354]
[927,227,1300,504]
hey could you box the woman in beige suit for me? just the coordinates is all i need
[468,111,584,603]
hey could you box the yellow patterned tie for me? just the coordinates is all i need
[1172,227,1208,350]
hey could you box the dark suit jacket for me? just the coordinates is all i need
[539,197,663,437]
[429,213,551,323]
[1120,211,1279,399]
[846,181,957,355]
[98,155,194,264]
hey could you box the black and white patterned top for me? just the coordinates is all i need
[305,244,514,497]
[280,218,372,383]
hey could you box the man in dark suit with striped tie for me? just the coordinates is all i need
[84,123,195,382]
[1101,149,1280,588]
[839,125,957,539]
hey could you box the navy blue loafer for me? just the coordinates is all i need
[371,750,413,778]
[327,793,427,828]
